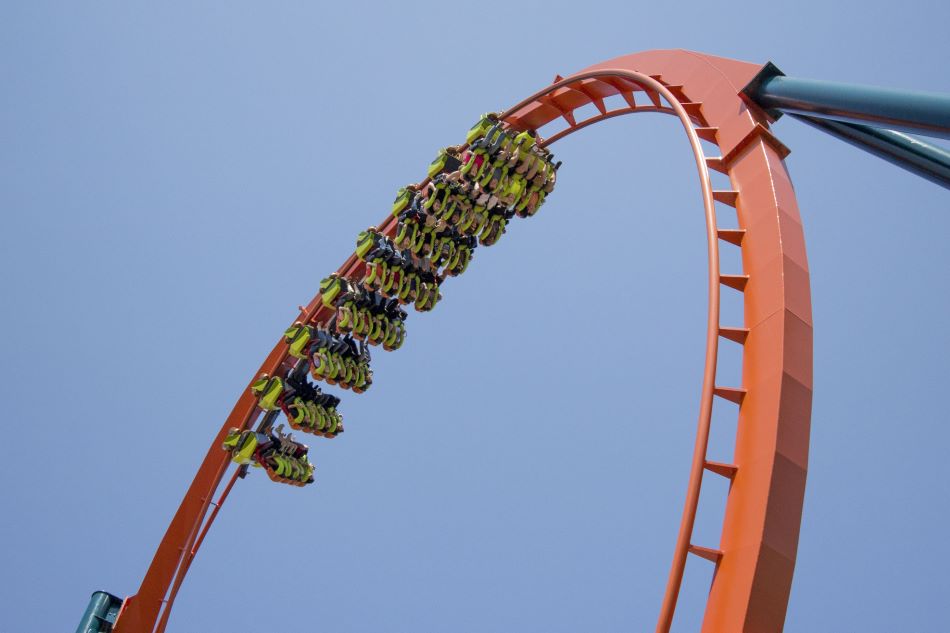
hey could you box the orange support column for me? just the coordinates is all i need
[710,137,812,633]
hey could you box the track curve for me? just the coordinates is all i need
[113,49,813,633]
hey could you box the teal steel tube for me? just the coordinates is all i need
[75,591,123,633]
[751,74,950,140]
[792,114,950,189]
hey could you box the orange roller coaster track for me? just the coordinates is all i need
[110,50,813,633]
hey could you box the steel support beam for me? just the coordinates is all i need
[75,591,123,633]
[791,114,950,189]
[745,65,950,140]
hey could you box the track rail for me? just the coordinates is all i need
[112,49,813,633]
[501,69,724,631]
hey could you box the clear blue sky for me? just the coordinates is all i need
[1,2,948,632]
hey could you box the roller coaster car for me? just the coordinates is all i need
[498,173,527,206]
[382,318,406,351]
[439,201,470,235]
[222,428,260,465]
[413,270,442,312]
[472,158,505,195]
[285,373,319,400]
[379,260,401,297]
[222,427,312,486]
[410,222,438,257]
[283,322,313,359]
[507,153,557,217]
[397,270,418,303]
[283,394,343,438]
[270,424,309,457]
[315,393,344,437]
[287,397,337,438]
[392,185,421,216]
[261,450,314,486]
[306,328,373,393]
[540,160,560,193]
[513,186,535,217]
[478,215,508,247]
[387,249,439,304]
[250,375,284,411]
[358,233,405,294]
[353,343,373,393]
[421,179,445,211]
[360,229,405,269]
[465,112,500,145]
[348,289,399,319]
[362,260,383,292]
[469,121,500,151]
[429,231,455,268]
[427,147,463,179]
[458,204,490,238]
[356,228,383,260]
[394,208,423,250]
[442,235,474,276]
[460,148,488,180]
[310,347,341,384]
[423,179,464,226]
[283,396,314,430]
[441,184,475,226]
[369,313,389,346]
[479,123,518,157]
[383,295,407,319]
[512,129,537,152]
[243,426,314,486]
[351,365,372,394]
[320,273,347,308]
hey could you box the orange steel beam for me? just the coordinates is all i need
[112,50,812,633]
[152,467,242,633]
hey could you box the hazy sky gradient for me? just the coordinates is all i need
[1,2,948,632]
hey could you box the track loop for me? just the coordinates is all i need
[114,51,812,633]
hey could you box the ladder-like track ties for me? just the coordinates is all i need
[598,77,639,109]
[713,386,747,405]
[570,81,608,115]
[705,156,728,173]
[717,228,746,246]
[718,327,750,344]
[720,274,750,291]
[688,544,724,563]
[712,190,739,207]
[695,126,719,143]
[704,460,738,479]
[680,102,707,126]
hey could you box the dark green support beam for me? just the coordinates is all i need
[790,114,950,189]
[75,591,123,633]
[741,63,950,189]
[744,63,950,140]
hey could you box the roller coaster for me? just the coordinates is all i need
[75,49,950,633]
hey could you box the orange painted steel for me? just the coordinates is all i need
[502,68,724,631]
[112,49,812,633]
[152,467,242,633]
[499,51,813,632]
